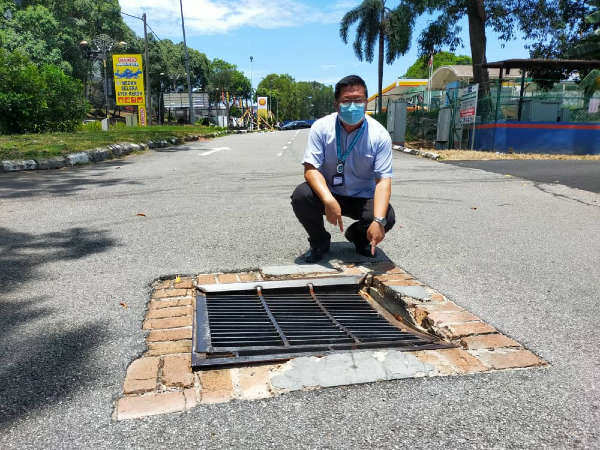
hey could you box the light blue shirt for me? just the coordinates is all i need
[302,113,393,198]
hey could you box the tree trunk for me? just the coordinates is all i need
[377,10,385,114]
[467,0,490,96]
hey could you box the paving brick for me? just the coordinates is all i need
[148,298,192,310]
[439,322,498,340]
[184,388,198,410]
[424,311,482,327]
[146,305,192,320]
[413,348,489,375]
[420,302,463,312]
[376,262,397,272]
[125,357,160,380]
[123,378,157,395]
[342,267,364,275]
[460,334,521,350]
[174,278,194,289]
[116,391,185,420]
[156,280,172,289]
[385,267,405,275]
[384,279,423,287]
[475,349,545,370]
[152,288,188,299]
[237,366,274,400]
[147,327,192,342]
[162,355,194,388]
[196,274,217,285]
[218,273,238,283]
[374,274,414,282]
[199,369,234,404]
[143,315,192,330]
[239,272,262,282]
[146,340,192,356]
[430,293,445,302]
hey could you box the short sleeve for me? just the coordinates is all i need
[373,130,393,179]
[302,124,325,168]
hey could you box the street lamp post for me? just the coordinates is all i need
[179,0,195,125]
[80,35,126,124]
[249,56,253,131]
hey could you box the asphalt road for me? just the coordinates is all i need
[1,130,599,449]
[442,159,600,194]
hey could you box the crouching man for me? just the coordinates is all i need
[291,74,396,263]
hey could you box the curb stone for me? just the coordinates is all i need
[0,130,230,173]
[393,144,440,161]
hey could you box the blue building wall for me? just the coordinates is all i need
[473,122,600,155]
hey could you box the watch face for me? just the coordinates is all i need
[375,217,387,226]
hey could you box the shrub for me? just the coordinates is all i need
[0,49,87,134]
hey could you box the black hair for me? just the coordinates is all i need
[334,75,368,101]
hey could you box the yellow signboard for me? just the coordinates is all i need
[112,54,146,106]
[257,96,268,118]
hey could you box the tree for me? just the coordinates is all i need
[402,51,471,78]
[565,0,600,97]
[0,49,86,134]
[340,0,415,114]
[257,75,335,121]
[208,58,251,123]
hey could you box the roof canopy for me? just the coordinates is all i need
[483,59,600,71]
[430,65,522,89]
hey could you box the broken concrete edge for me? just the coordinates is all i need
[113,264,547,421]
[0,131,231,173]
[393,144,440,161]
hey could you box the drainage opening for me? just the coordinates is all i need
[192,275,452,368]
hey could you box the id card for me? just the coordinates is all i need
[332,174,344,186]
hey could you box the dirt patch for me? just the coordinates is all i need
[432,149,600,161]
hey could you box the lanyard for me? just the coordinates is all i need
[335,119,366,174]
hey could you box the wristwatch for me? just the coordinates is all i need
[373,217,387,227]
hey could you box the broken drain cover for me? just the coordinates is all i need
[192,276,450,368]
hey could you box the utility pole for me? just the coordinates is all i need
[180,0,195,125]
[143,13,152,126]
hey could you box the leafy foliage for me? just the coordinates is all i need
[256,75,335,121]
[340,0,417,113]
[402,51,472,78]
[0,49,87,134]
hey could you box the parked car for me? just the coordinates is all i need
[406,102,428,113]
[281,120,312,130]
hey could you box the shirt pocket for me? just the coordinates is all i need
[351,148,375,179]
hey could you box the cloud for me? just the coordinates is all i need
[320,65,338,71]
[119,0,361,37]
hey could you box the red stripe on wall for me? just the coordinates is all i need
[476,123,600,130]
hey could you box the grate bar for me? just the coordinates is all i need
[307,283,361,344]
[256,286,290,346]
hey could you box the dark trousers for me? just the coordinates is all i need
[291,182,396,248]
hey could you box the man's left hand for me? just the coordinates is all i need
[367,222,385,256]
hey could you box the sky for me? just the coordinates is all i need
[118,0,532,97]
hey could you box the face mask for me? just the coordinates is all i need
[338,102,365,126]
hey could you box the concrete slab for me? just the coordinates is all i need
[388,285,431,301]
[260,264,339,277]
[270,350,434,391]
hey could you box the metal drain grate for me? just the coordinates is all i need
[192,276,450,368]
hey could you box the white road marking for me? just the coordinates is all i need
[287,141,292,145]
[199,147,231,156]
[277,152,283,157]
[283,146,288,150]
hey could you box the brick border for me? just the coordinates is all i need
[114,266,545,420]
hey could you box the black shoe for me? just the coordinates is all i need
[303,243,330,263]
[355,243,376,258]
[344,225,375,257]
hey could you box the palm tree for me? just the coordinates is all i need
[340,0,414,114]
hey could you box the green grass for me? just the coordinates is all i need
[0,125,227,161]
